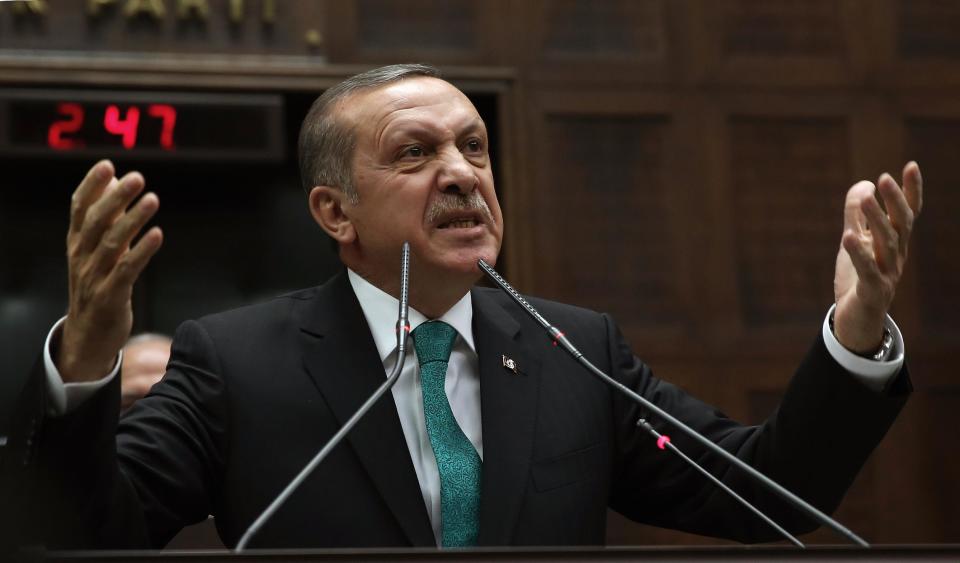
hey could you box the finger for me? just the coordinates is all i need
[876,172,913,257]
[860,192,899,274]
[902,161,923,216]
[843,181,874,234]
[842,229,882,286]
[108,226,163,290]
[69,160,114,235]
[89,192,160,274]
[77,172,145,255]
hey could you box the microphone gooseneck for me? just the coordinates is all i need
[235,242,413,552]
[397,241,411,339]
[635,418,803,548]
[477,258,869,549]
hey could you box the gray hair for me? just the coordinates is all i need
[297,63,442,203]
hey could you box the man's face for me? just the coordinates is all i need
[337,77,503,283]
[120,340,170,412]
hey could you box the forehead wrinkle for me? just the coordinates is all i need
[378,109,487,151]
[374,104,420,150]
[345,78,486,151]
[334,86,411,146]
[461,116,488,138]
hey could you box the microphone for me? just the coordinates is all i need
[477,258,869,548]
[235,242,413,551]
[635,418,802,548]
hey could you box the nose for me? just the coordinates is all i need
[436,147,478,195]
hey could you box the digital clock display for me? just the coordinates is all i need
[0,89,285,161]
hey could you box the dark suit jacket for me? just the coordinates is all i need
[3,270,910,550]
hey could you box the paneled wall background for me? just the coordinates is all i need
[1,0,958,547]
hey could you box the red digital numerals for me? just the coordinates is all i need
[47,103,177,151]
[103,105,140,149]
[47,103,85,149]
[147,104,176,149]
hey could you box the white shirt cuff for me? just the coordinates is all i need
[821,305,905,392]
[43,316,122,416]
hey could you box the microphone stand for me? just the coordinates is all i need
[478,258,869,548]
[635,418,803,547]
[235,242,413,551]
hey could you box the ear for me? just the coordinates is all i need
[308,186,356,245]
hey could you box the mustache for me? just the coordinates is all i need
[425,191,495,224]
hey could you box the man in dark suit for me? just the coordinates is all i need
[6,64,922,550]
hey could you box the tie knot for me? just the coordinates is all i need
[412,321,457,365]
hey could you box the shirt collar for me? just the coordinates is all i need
[347,269,476,362]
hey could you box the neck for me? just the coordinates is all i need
[407,281,473,319]
[350,265,476,319]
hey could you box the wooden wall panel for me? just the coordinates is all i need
[538,0,666,60]
[520,0,680,84]
[355,0,477,52]
[720,0,844,56]
[670,93,876,359]
[905,118,960,341]
[534,115,686,334]
[512,1,959,545]
[729,117,848,326]
[874,0,960,88]
[908,391,960,541]
[520,90,706,356]
[898,0,960,59]
[324,0,511,64]
[872,387,960,541]
[686,0,866,86]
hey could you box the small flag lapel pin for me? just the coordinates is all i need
[502,354,519,375]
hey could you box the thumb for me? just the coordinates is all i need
[843,181,875,234]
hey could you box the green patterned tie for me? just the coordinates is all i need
[412,321,482,547]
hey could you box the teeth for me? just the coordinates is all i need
[441,218,477,229]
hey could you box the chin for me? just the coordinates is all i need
[447,258,487,279]
[436,251,497,280]
[466,244,499,269]
[412,236,500,277]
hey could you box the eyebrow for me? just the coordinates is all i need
[380,117,487,147]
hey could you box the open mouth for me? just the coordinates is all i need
[437,217,480,229]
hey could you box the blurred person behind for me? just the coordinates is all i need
[120,333,171,412]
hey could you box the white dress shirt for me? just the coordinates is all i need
[41,274,906,546]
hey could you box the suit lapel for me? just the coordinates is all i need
[298,271,435,547]
[472,289,541,546]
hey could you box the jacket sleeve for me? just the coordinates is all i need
[5,319,229,551]
[604,314,911,542]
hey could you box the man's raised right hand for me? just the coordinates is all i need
[57,160,163,383]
